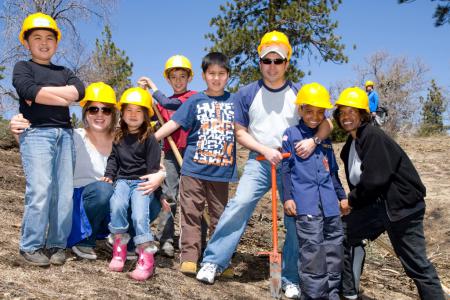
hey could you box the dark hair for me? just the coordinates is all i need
[333,106,371,129]
[166,67,191,78]
[24,28,58,41]
[201,52,230,73]
[82,101,118,134]
[114,104,154,144]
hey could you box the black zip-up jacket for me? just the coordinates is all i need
[340,123,426,221]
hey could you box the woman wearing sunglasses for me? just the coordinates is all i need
[9,82,166,260]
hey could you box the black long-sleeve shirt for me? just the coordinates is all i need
[12,60,85,128]
[340,123,426,221]
[104,133,161,181]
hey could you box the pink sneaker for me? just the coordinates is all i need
[129,248,155,281]
[109,235,129,272]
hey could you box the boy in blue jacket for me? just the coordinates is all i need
[281,83,347,300]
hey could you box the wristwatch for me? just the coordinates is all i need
[313,136,322,145]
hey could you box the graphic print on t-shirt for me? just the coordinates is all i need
[194,101,234,166]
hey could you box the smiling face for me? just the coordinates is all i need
[338,106,362,137]
[299,104,325,129]
[84,101,114,133]
[24,29,57,64]
[259,51,289,89]
[202,64,229,97]
[167,68,191,94]
[122,104,145,132]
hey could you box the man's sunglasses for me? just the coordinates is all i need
[260,58,287,65]
[86,106,113,116]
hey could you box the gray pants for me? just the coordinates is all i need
[296,212,343,300]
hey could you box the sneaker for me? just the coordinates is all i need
[109,234,130,272]
[342,295,358,300]
[283,283,300,299]
[20,249,50,267]
[48,248,66,265]
[180,261,197,275]
[72,245,97,260]
[129,248,155,281]
[196,263,218,284]
[220,267,234,278]
[160,241,174,258]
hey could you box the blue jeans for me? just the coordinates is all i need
[19,127,74,252]
[201,152,300,286]
[77,181,113,247]
[108,179,155,246]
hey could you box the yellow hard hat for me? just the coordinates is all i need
[335,87,370,112]
[164,55,193,78]
[19,13,61,45]
[80,82,116,107]
[118,87,154,117]
[257,31,292,60]
[365,80,374,88]
[296,82,333,109]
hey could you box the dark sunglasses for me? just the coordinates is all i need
[86,106,113,116]
[260,58,287,65]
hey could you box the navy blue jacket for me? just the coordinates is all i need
[281,120,346,217]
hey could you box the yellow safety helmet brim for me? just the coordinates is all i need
[335,87,370,113]
[257,31,292,60]
[118,87,154,117]
[164,55,194,79]
[19,13,61,45]
[296,82,333,109]
[80,82,117,107]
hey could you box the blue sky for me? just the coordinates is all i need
[2,0,449,122]
[96,0,449,95]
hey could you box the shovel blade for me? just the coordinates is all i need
[269,253,282,299]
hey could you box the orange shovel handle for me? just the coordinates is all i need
[255,153,290,254]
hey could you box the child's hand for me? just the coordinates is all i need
[137,170,166,195]
[25,100,32,106]
[284,200,297,216]
[9,114,30,135]
[340,199,352,216]
[295,138,316,159]
[160,198,171,212]
[100,176,113,184]
[137,76,158,91]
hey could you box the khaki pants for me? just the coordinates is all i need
[179,175,228,263]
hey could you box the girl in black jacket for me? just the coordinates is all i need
[333,87,444,300]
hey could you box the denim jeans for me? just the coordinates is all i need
[77,181,113,247]
[201,151,300,286]
[108,179,155,246]
[19,127,74,252]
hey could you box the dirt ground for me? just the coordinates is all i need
[0,136,449,299]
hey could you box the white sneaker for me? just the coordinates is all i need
[283,283,300,299]
[196,263,218,284]
[343,295,358,300]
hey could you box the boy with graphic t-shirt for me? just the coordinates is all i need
[155,52,237,275]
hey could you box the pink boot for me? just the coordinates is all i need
[109,234,130,272]
[129,248,155,281]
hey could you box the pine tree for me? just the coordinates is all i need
[205,0,348,88]
[91,26,133,95]
[419,79,446,136]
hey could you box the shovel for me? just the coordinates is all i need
[256,152,291,299]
